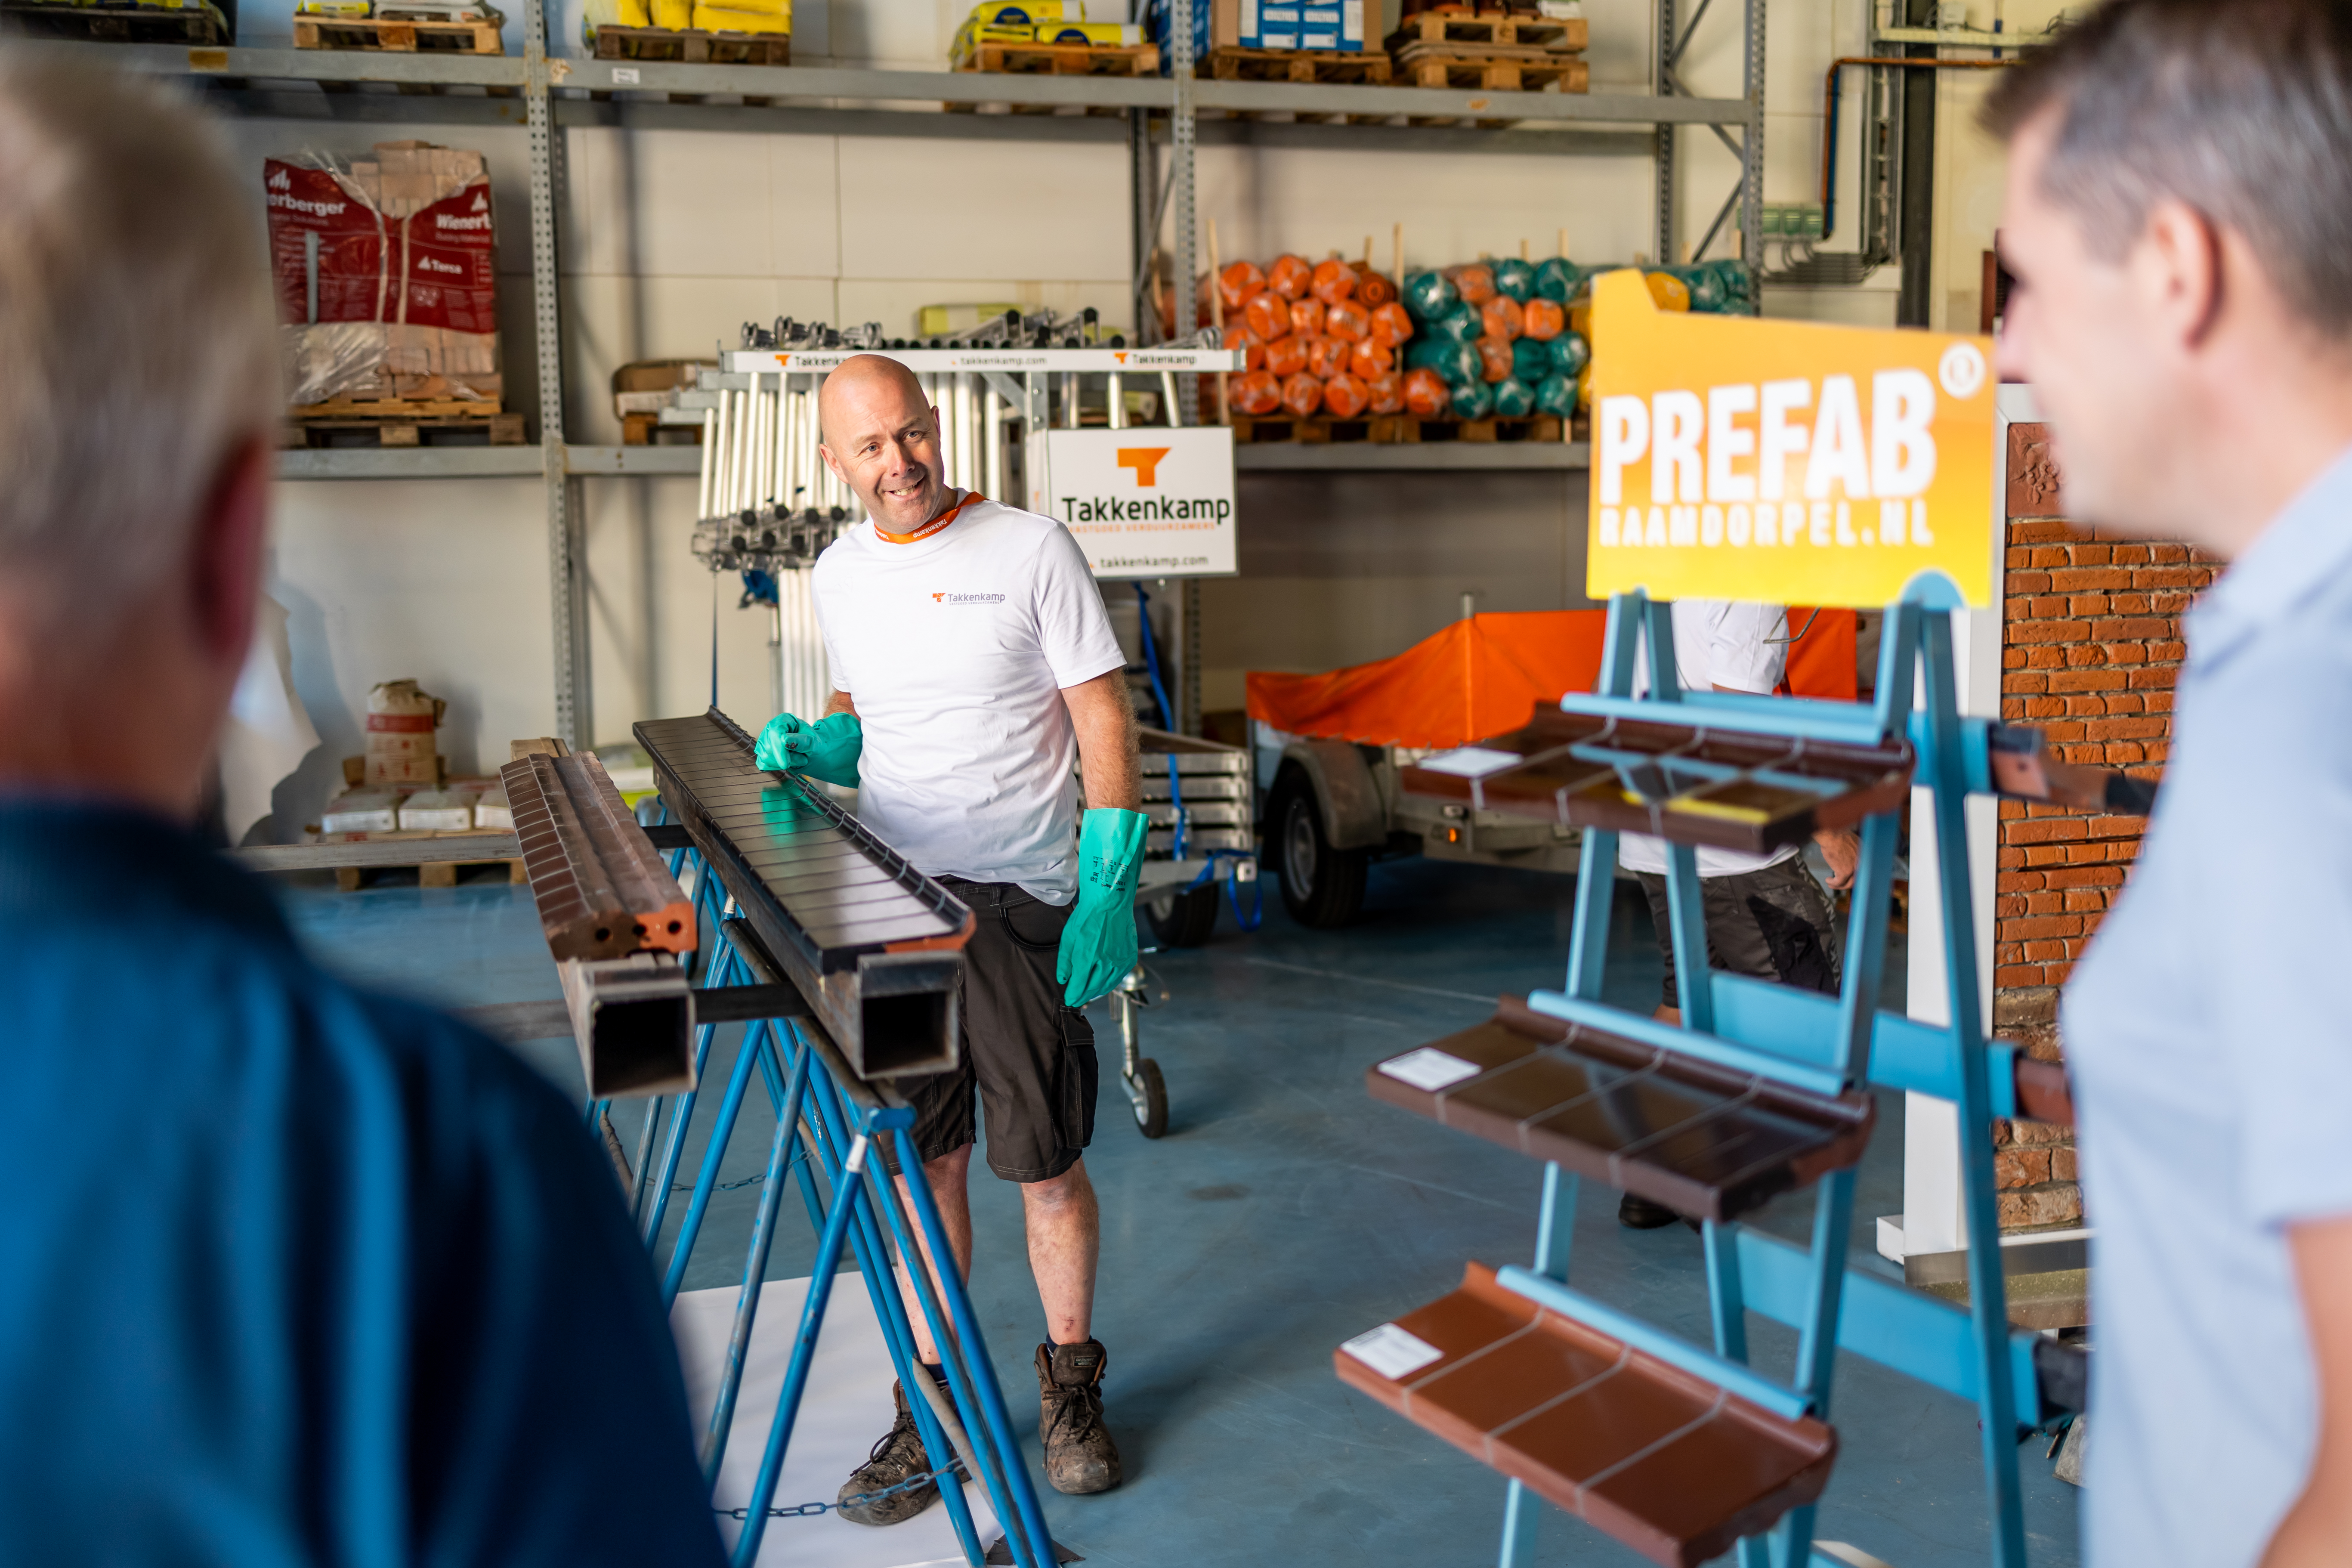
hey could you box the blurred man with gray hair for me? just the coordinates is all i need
[1987,3,2352,1564]
[0,60,723,1564]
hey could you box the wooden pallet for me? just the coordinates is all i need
[1416,413,1567,443]
[1200,45,1393,84]
[294,13,504,51]
[1230,413,1417,445]
[0,1,224,43]
[1396,42,1589,91]
[323,833,527,891]
[593,24,789,65]
[284,400,525,448]
[1388,8,1586,52]
[955,40,1159,75]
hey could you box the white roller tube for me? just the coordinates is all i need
[983,387,1002,499]
[1108,372,1124,431]
[697,408,717,517]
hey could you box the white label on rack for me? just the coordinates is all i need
[1341,1324,1446,1381]
[611,66,640,84]
[1417,745,1522,779]
[1377,1047,1483,1093]
[1342,0,1363,37]
[1241,0,1259,36]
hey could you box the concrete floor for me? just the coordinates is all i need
[281,853,2081,1568]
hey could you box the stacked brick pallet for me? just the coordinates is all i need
[1990,420,2218,1230]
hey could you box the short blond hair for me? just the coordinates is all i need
[0,57,278,628]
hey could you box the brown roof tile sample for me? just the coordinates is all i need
[1335,1262,1836,1568]
[1402,704,1914,857]
[1367,996,1874,1223]
[502,750,696,962]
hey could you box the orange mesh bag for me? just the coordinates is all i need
[1403,367,1450,416]
[1355,266,1397,307]
[1475,334,1514,382]
[1310,257,1358,305]
[1289,297,1327,338]
[1267,254,1314,299]
[1326,298,1372,342]
[1265,333,1310,377]
[1280,371,1325,417]
[1222,323,1268,371]
[1481,295,1525,342]
[1244,291,1289,343]
[1322,372,1369,418]
[1370,301,1415,348]
[1219,260,1268,314]
[1233,369,1283,415]
[1366,370,1405,414]
[1522,297,1566,341]
[1450,263,1496,305]
[1349,337,1394,379]
[1305,334,1351,380]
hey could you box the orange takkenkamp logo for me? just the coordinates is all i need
[1116,447,1172,486]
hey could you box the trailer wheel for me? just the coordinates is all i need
[1145,884,1220,948]
[1270,769,1367,928]
[1129,1058,1168,1138]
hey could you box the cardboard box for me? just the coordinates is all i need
[321,791,399,835]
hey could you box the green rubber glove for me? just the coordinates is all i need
[753,711,862,788]
[1056,807,1147,1007]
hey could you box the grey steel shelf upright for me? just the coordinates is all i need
[6,0,1764,745]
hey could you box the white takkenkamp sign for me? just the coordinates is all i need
[1026,427,1238,580]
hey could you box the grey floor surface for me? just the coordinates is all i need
[279,853,2080,1568]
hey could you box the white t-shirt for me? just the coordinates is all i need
[1616,599,1797,878]
[811,492,1126,905]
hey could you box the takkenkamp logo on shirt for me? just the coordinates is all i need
[931,591,1007,605]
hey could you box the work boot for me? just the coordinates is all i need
[1035,1339,1122,1495]
[838,1378,943,1526]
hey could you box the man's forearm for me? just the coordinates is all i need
[823,690,856,720]
[1063,671,1139,811]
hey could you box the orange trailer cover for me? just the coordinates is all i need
[1246,608,1857,750]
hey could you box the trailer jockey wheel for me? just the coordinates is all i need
[1114,965,1169,1140]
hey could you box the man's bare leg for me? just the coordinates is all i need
[890,1144,973,1365]
[1021,1157,1100,1345]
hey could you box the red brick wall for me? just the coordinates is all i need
[1987,422,2218,1228]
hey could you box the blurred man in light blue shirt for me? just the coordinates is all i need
[1988,4,2352,1565]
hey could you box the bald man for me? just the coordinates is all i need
[753,355,1144,1521]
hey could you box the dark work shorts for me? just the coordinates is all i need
[887,878,1099,1184]
[1635,855,1843,1008]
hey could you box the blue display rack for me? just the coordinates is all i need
[1349,581,2077,1568]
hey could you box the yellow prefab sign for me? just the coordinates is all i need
[1586,268,1997,609]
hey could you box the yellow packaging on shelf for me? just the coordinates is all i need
[295,0,373,15]
[707,0,787,15]
[967,0,1075,22]
[951,19,1033,59]
[650,0,687,25]
[692,3,788,31]
[1034,20,1138,43]
[614,0,647,24]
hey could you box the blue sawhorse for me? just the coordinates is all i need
[599,824,1057,1568]
[1344,582,2074,1568]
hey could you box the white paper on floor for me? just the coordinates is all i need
[673,1277,1000,1568]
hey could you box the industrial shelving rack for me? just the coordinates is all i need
[7,0,1763,746]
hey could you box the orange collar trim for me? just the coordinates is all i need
[874,492,981,545]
